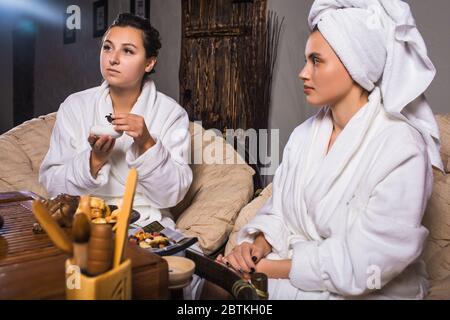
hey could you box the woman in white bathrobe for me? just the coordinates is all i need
[39,13,192,229]
[217,0,444,300]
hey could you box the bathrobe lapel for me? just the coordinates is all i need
[288,88,382,242]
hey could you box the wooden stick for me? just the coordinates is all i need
[113,168,138,268]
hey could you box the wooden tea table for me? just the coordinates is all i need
[0,191,169,300]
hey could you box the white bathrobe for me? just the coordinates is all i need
[237,87,432,300]
[39,80,193,228]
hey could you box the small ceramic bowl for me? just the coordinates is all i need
[90,125,123,139]
[162,256,196,290]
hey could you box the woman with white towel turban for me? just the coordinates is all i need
[218,0,444,299]
[39,13,193,230]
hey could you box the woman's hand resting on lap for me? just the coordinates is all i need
[216,233,292,280]
[216,233,272,277]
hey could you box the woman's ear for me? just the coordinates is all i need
[145,57,157,73]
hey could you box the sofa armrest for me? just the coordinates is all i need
[224,184,273,256]
[0,113,56,197]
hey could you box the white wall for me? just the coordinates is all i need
[150,0,182,101]
[266,0,315,166]
[408,0,450,116]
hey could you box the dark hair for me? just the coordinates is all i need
[104,13,162,77]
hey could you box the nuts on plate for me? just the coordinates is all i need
[130,230,170,249]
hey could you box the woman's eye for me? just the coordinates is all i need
[124,48,134,54]
[102,45,111,51]
[313,57,319,64]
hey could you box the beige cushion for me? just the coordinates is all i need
[436,114,450,173]
[173,122,255,255]
[423,170,450,245]
[0,113,56,197]
[422,114,450,299]
[0,114,254,256]
[225,184,272,256]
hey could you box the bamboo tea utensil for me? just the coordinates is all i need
[32,200,73,254]
[87,223,114,276]
[113,168,138,268]
[72,213,91,271]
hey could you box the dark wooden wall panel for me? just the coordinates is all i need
[180,0,268,132]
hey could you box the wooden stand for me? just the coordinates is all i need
[65,259,132,300]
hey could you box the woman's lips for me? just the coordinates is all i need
[107,68,120,74]
[304,85,314,94]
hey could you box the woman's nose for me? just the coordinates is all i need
[109,51,120,65]
[299,64,309,81]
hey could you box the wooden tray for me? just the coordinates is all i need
[0,191,169,300]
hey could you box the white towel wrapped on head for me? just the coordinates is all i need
[308,0,444,172]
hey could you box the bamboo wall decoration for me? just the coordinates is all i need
[180,0,284,133]
[237,10,284,132]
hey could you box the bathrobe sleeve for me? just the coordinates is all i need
[125,110,193,209]
[39,97,111,197]
[236,172,292,256]
[289,139,432,297]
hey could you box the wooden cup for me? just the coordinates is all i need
[87,224,114,276]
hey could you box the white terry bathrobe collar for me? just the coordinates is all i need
[92,80,164,225]
[247,87,384,256]
[289,89,381,243]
